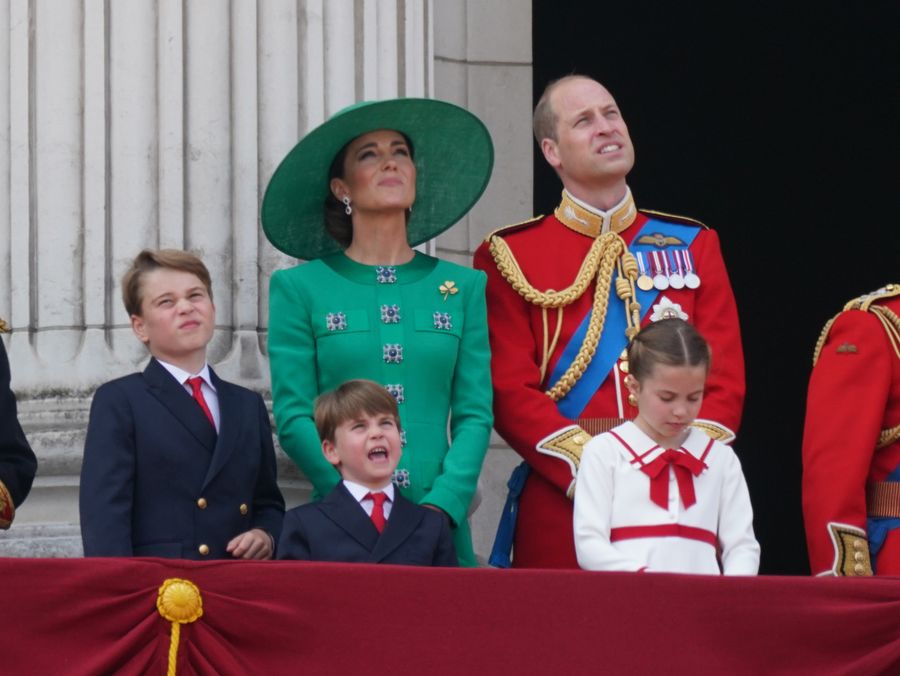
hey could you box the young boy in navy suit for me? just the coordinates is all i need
[277,379,456,566]
[80,249,284,560]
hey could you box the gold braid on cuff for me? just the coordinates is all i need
[827,523,873,576]
[0,479,14,530]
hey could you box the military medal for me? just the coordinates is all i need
[636,252,654,291]
[668,250,685,289]
[683,249,701,289]
[651,251,669,290]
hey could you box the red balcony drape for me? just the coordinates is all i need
[1,558,898,675]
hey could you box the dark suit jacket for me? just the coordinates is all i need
[277,482,457,566]
[80,358,284,559]
[0,339,37,512]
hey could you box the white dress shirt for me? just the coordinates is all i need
[157,359,220,432]
[343,480,395,520]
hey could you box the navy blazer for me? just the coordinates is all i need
[277,482,457,566]
[0,340,37,510]
[80,358,284,559]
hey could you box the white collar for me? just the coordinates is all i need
[611,421,711,466]
[343,479,395,503]
[157,359,215,390]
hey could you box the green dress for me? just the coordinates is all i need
[268,251,493,565]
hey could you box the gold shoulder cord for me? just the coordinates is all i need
[488,231,640,401]
[871,305,900,448]
[811,314,839,366]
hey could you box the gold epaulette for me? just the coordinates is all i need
[813,284,900,365]
[639,208,708,230]
[0,318,8,333]
[483,214,545,242]
[843,283,900,312]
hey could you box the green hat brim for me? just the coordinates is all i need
[261,98,494,260]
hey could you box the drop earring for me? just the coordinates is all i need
[342,196,352,215]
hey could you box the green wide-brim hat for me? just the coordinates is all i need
[261,98,494,260]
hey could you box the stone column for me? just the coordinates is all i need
[432,0,533,558]
[0,0,433,556]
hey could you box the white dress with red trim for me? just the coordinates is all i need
[573,421,760,574]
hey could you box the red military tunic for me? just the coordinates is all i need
[473,189,745,568]
[802,285,900,576]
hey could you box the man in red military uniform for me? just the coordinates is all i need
[473,75,745,568]
[802,285,900,576]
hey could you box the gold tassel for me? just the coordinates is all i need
[157,578,204,676]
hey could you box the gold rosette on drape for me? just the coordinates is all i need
[157,578,204,676]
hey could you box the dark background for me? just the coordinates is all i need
[533,0,900,574]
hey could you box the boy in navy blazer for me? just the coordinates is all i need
[277,379,456,566]
[80,250,284,560]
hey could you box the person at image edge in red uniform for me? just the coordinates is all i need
[802,285,900,576]
[473,75,745,568]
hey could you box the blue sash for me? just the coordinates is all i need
[548,219,702,419]
[868,467,900,572]
[488,462,530,568]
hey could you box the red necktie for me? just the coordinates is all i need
[641,449,706,510]
[367,492,387,533]
[186,376,215,429]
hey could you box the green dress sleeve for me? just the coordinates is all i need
[268,268,340,498]
[420,269,493,526]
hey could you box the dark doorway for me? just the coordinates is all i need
[534,1,900,574]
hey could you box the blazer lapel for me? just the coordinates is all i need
[319,483,380,553]
[142,358,217,453]
[370,492,426,563]
[202,367,239,488]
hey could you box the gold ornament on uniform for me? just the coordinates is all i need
[0,480,13,529]
[813,284,900,365]
[826,523,873,576]
[488,231,641,402]
[157,578,204,676]
[636,233,685,248]
[439,280,458,301]
[0,318,8,333]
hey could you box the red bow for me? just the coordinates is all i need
[641,449,706,510]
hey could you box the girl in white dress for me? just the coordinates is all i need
[573,318,760,574]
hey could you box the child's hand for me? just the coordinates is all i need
[226,528,273,560]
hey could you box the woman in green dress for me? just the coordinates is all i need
[261,99,494,566]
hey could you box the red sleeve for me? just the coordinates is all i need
[685,228,745,438]
[474,240,583,495]
[802,309,890,575]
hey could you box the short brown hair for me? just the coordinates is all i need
[628,318,711,382]
[314,379,401,443]
[121,249,213,317]
[533,74,595,144]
